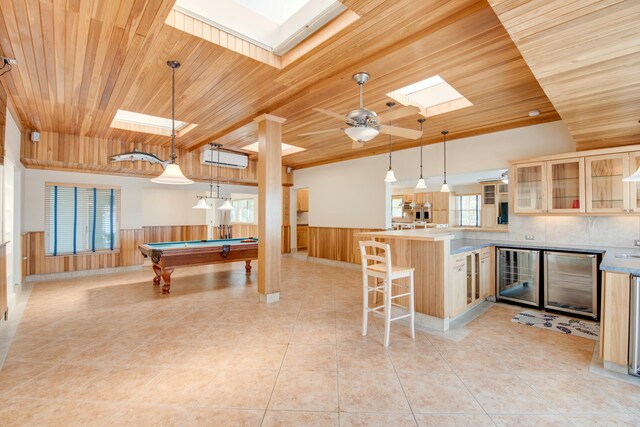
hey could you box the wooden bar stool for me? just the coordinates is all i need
[359,240,415,347]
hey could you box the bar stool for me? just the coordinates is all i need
[359,240,415,347]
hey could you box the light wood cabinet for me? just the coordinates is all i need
[547,158,585,213]
[296,188,309,212]
[296,225,308,249]
[482,183,496,206]
[628,151,640,213]
[585,153,629,213]
[432,192,450,225]
[514,162,547,213]
[448,247,494,318]
[480,181,508,228]
[414,192,427,204]
[283,187,290,226]
[601,271,630,367]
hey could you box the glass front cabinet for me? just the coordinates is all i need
[514,162,547,213]
[585,153,630,213]
[547,158,585,213]
[629,151,640,213]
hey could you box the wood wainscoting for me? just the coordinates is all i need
[22,229,144,276]
[142,225,208,243]
[308,227,383,264]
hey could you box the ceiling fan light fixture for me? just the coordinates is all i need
[344,126,379,142]
[193,197,212,209]
[151,163,194,185]
[218,199,234,211]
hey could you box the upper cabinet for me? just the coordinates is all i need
[629,152,640,213]
[585,154,629,213]
[296,188,309,212]
[511,145,640,216]
[548,158,585,213]
[514,162,547,213]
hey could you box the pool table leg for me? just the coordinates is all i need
[245,260,252,273]
[161,268,174,294]
[152,264,161,286]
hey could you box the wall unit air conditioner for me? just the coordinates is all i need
[201,148,248,169]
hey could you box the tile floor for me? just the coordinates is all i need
[0,257,639,426]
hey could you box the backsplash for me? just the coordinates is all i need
[497,215,640,249]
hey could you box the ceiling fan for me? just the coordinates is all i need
[299,72,423,148]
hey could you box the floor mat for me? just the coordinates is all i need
[512,310,600,340]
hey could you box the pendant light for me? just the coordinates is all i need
[218,199,234,211]
[383,102,397,183]
[440,130,450,193]
[415,118,427,189]
[151,61,193,185]
[623,166,640,182]
[192,143,216,209]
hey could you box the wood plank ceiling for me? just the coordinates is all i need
[0,0,560,170]
[487,0,640,151]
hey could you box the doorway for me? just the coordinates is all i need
[295,188,309,254]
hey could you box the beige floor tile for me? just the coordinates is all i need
[130,367,216,404]
[104,404,192,426]
[568,412,640,426]
[398,372,484,414]
[225,343,288,371]
[291,322,337,345]
[0,360,55,391]
[339,412,418,427]
[188,408,264,426]
[388,346,452,374]
[11,364,104,399]
[269,370,338,411]
[74,365,162,402]
[197,369,279,409]
[281,344,338,371]
[0,398,115,427]
[263,410,339,427]
[460,373,556,414]
[338,344,395,372]
[491,414,575,426]
[338,371,411,413]
[414,413,494,427]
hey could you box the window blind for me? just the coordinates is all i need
[45,185,121,256]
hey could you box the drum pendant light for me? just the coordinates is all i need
[415,118,427,189]
[440,130,450,193]
[151,61,193,185]
[383,102,397,183]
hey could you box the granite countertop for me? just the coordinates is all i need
[449,238,640,276]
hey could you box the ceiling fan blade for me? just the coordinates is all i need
[313,108,349,122]
[352,141,364,149]
[379,124,423,140]
[298,128,343,137]
[376,105,420,123]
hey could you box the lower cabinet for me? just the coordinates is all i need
[449,246,494,318]
[296,225,308,249]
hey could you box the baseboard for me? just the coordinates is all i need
[25,265,144,282]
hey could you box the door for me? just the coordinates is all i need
[544,251,598,319]
[585,153,629,213]
[449,254,467,317]
[479,248,493,299]
[514,162,547,213]
[547,158,585,213]
[629,152,640,213]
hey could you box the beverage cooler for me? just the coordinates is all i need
[497,247,600,320]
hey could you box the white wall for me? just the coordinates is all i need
[23,169,257,231]
[294,121,575,230]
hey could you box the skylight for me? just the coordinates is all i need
[387,75,473,117]
[174,0,345,54]
[242,142,306,156]
[111,109,196,137]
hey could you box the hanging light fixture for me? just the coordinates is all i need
[218,199,234,211]
[383,102,397,183]
[440,130,450,193]
[151,61,193,185]
[192,143,217,209]
[415,118,427,189]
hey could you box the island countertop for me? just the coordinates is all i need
[356,229,454,242]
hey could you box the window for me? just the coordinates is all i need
[456,194,481,227]
[45,184,121,256]
[230,199,256,223]
[392,196,404,219]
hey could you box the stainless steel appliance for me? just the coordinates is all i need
[544,252,599,319]
[630,276,640,377]
[403,203,432,223]
[497,248,540,307]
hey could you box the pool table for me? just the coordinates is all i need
[138,238,258,294]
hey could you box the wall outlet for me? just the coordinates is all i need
[525,235,535,241]
[635,240,640,247]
